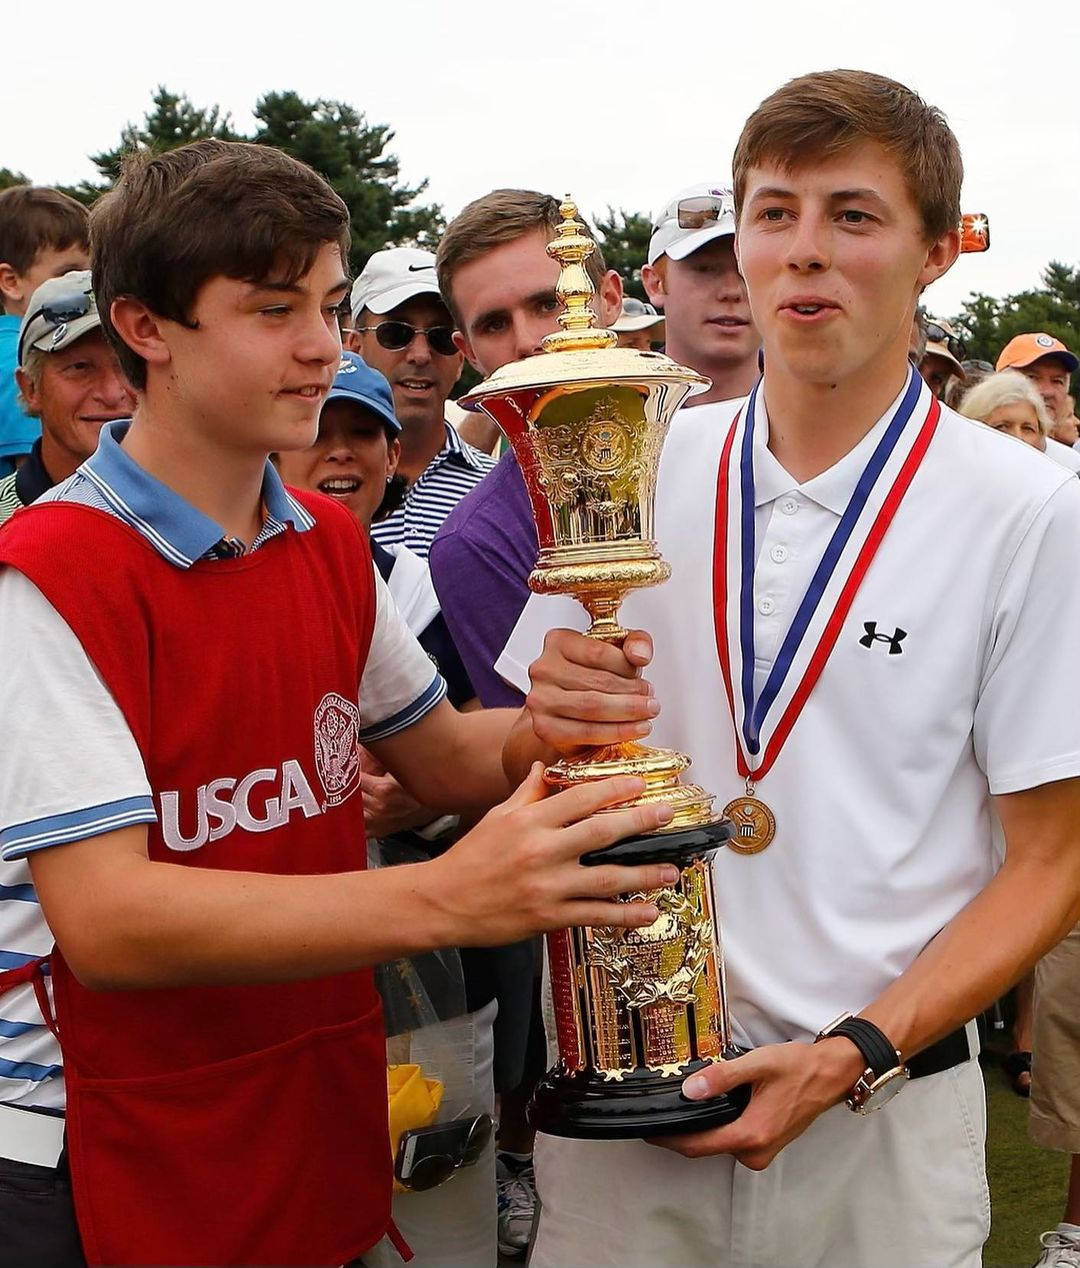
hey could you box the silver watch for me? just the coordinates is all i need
[815,1012,910,1115]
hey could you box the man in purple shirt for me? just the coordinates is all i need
[429,189,622,710]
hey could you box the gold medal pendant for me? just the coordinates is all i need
[723,781,776,854]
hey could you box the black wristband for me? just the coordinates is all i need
[826,1017,899,1079]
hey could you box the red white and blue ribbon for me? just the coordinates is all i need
[713,369,940,781]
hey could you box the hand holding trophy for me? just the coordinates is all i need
[464,199,749,1138]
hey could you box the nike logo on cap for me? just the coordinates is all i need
[408,264,434,272]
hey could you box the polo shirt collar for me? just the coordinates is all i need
[14,440,54,506]
[751,371,915,515]
[442,421,487,472]
[82,420,312,568]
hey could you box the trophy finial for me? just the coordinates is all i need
[541,195,618,353]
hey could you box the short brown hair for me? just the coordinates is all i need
[91,139,351,389]
[732,70,962,242]
[436,189,607,324]
[0,186,88,275]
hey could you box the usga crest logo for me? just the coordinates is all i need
[314,691,362,806]
[159,691,362,851]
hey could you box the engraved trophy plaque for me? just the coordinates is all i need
[462,199,748,1138]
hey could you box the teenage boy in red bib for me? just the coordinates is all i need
[0,141,678,1268]
[503,71,1080,1266]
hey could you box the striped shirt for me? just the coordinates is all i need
[371,421,495,559]
[0,439,55,528]
[0,472,19,525]
[0,420,445,1114]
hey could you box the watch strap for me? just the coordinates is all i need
[821,1016,900,1079]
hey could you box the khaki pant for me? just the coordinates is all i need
[1031,923,1080,1153]
[530,1045,988,1268]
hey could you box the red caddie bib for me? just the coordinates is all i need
[0,493,407,1266]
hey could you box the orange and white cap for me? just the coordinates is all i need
[996,333,1079,373]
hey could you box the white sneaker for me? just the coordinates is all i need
[496,1153,536,1259]
[1035,1227,1080,1267]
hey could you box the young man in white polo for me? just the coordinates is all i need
[641,182,760,406]
[502,70,1080,1267]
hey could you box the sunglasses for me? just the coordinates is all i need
[925,322,966,364]
[676,194,734,231]
[18,290,93,362]
[394,1113,494,1192]
[357,320,457,357]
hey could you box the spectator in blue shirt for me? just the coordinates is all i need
[0,186,90,476]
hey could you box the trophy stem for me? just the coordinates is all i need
[581,593,629,644]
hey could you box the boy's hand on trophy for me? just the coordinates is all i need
[426,762,679,944]
[527,627,660,754]
[646,1040,867,1170]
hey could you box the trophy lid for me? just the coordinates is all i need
[460,196,709,408]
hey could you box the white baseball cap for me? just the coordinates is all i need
[648,183,736,265]
[612,298,665,334]
[350,247,442,320]
[17,270,100,366]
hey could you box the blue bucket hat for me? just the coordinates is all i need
[324,351,401,433]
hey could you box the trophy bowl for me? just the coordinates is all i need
[462,199,748,1138]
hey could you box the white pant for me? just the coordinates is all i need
[530,1055,989,1268]
[364,999,498,1268]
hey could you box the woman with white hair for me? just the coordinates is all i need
[959,370,1080,473]
[958,368,1080,1101]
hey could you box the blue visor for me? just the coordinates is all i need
[324,352,401,432]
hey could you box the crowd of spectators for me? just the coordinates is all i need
[0,66,1078,1268]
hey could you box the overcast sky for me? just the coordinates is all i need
[4,0,1077,318]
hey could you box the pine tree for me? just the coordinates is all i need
[251,92,443,273]
[952,261,1080,365]
[594,207,653,300]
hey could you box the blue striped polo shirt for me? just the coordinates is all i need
[371,421,495,560]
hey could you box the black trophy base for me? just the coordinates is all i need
[529,1049,750,1140]
[579,819,733,868]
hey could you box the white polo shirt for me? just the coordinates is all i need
[498,376,1080,1049]
[1044,436,1080,473]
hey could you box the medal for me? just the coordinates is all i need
[723,778,776,855]
[713,371,940,852]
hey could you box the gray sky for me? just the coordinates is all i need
[5,0,1078,318]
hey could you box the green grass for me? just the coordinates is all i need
[985,1055,1070,1267]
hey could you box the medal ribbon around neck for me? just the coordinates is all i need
[713,369,940,786]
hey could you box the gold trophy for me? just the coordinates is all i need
[462,199,747,1138]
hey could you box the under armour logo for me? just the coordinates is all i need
[859,622,907,654]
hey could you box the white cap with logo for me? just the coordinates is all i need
[648,183,736,265]
[17,270,100,366]
[612,298,665,334]
[349,247,442,321]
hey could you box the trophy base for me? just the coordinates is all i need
[529,1050,750,1140]
[580,819,733,867]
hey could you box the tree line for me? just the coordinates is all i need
[3,86,1077,365]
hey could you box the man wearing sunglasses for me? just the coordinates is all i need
[346,248,494,560]
[919,315,966,400]
[0,271,134,526]
[641,183,760,406]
